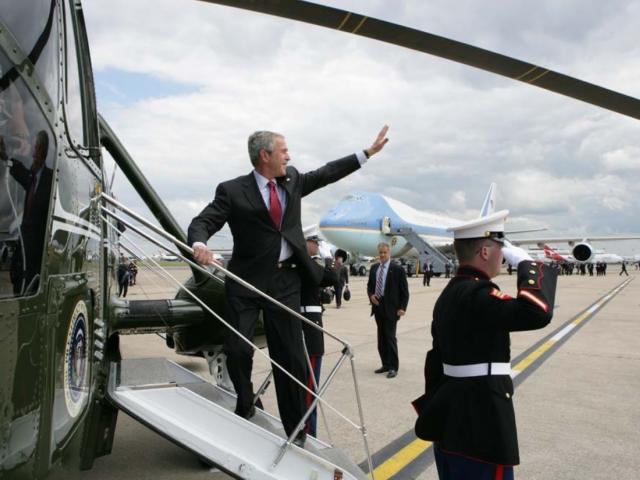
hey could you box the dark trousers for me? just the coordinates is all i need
[374,305,399,370]
[434,444,514,480]
[118,280,128,298]
[224,267,307,437]
[423,272,431,286]
[334,281,344,307]
[305,354,322,436]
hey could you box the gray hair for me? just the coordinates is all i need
[377,242,390,250]
[248,131,282,167]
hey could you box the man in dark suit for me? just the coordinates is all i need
[333,248,349,308]
[367,241,409,379]
[413,211,557,479]
[1,130,53,295]
[188,126,389,445]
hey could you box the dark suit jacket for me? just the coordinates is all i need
[10,160,53,275]
[188,155,361,296]
[367,260,409,320]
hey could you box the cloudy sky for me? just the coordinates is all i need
[83,0,640,255]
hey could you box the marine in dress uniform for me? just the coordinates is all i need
[413,210,558,480]
[300,235,338,437]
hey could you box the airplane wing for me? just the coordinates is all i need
[509,235,640,246]
[198,0,640,120]
[505,228,548,235]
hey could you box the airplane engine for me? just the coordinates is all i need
[572,242,594,262]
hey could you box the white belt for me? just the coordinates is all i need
[443,362,511,377]
[300,306,322,313]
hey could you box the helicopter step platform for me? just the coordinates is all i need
[107,358,367,480]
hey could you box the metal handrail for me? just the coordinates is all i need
[101,212,360,426]
[98,196,374,475]
[100,193,348,346]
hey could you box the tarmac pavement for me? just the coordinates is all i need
[82,266,640,479]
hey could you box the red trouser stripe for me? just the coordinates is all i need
[495,464,504,480]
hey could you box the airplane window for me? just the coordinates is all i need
[0,0,60,102]
[63,0,86,146]
[0,50,56,299]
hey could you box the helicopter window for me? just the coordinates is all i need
[63,0,86,147]
[0,0,59,101]
[0,50,55,300]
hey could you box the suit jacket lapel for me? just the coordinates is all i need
[383,263,390,295]
[242,173,272,224]
[276,174,293,222]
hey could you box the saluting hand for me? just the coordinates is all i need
[365,125,389,158]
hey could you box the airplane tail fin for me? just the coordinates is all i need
[544,244,565,262]
[479,183,497,217]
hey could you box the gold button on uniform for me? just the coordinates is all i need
[528,279,535,285]
[529,270,536,274]
[506,393,511,399]
[530,262,536,267]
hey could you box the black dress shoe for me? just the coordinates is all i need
[292,431,307,448]
[374,366,389,374]
[386,370,397,378]
[235,405,256,420]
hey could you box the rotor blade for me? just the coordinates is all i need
[198,0,640,120]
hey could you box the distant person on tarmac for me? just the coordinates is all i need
[333,249,349,308]
[620,261,629,276]
[117,258,130,298]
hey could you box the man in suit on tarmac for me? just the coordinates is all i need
[333,248,349,308]
[188,126,389,446]
[367,241,409,379]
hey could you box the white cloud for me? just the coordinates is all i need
[602,148,640,171]
[83,0,640,255]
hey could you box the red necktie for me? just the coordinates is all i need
[268,181,282,229]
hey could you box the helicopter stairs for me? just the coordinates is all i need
[107,357,368,480]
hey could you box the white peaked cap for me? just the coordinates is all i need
[447,209,509,241]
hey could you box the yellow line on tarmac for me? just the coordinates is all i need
[372,439,432,479]
[512,340,555,373]
[571,312,589,326]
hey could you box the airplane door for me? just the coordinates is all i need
[381,216,391,234]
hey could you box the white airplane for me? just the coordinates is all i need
[318,183,640,265]
[529,244,624,264]
[156,252,180,262]
[509,236,639,263]
[318,184,497,259]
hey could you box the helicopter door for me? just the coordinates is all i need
[0,1,59,472]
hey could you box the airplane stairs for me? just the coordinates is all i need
[108,357,368,480]
[389,227,451,273]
